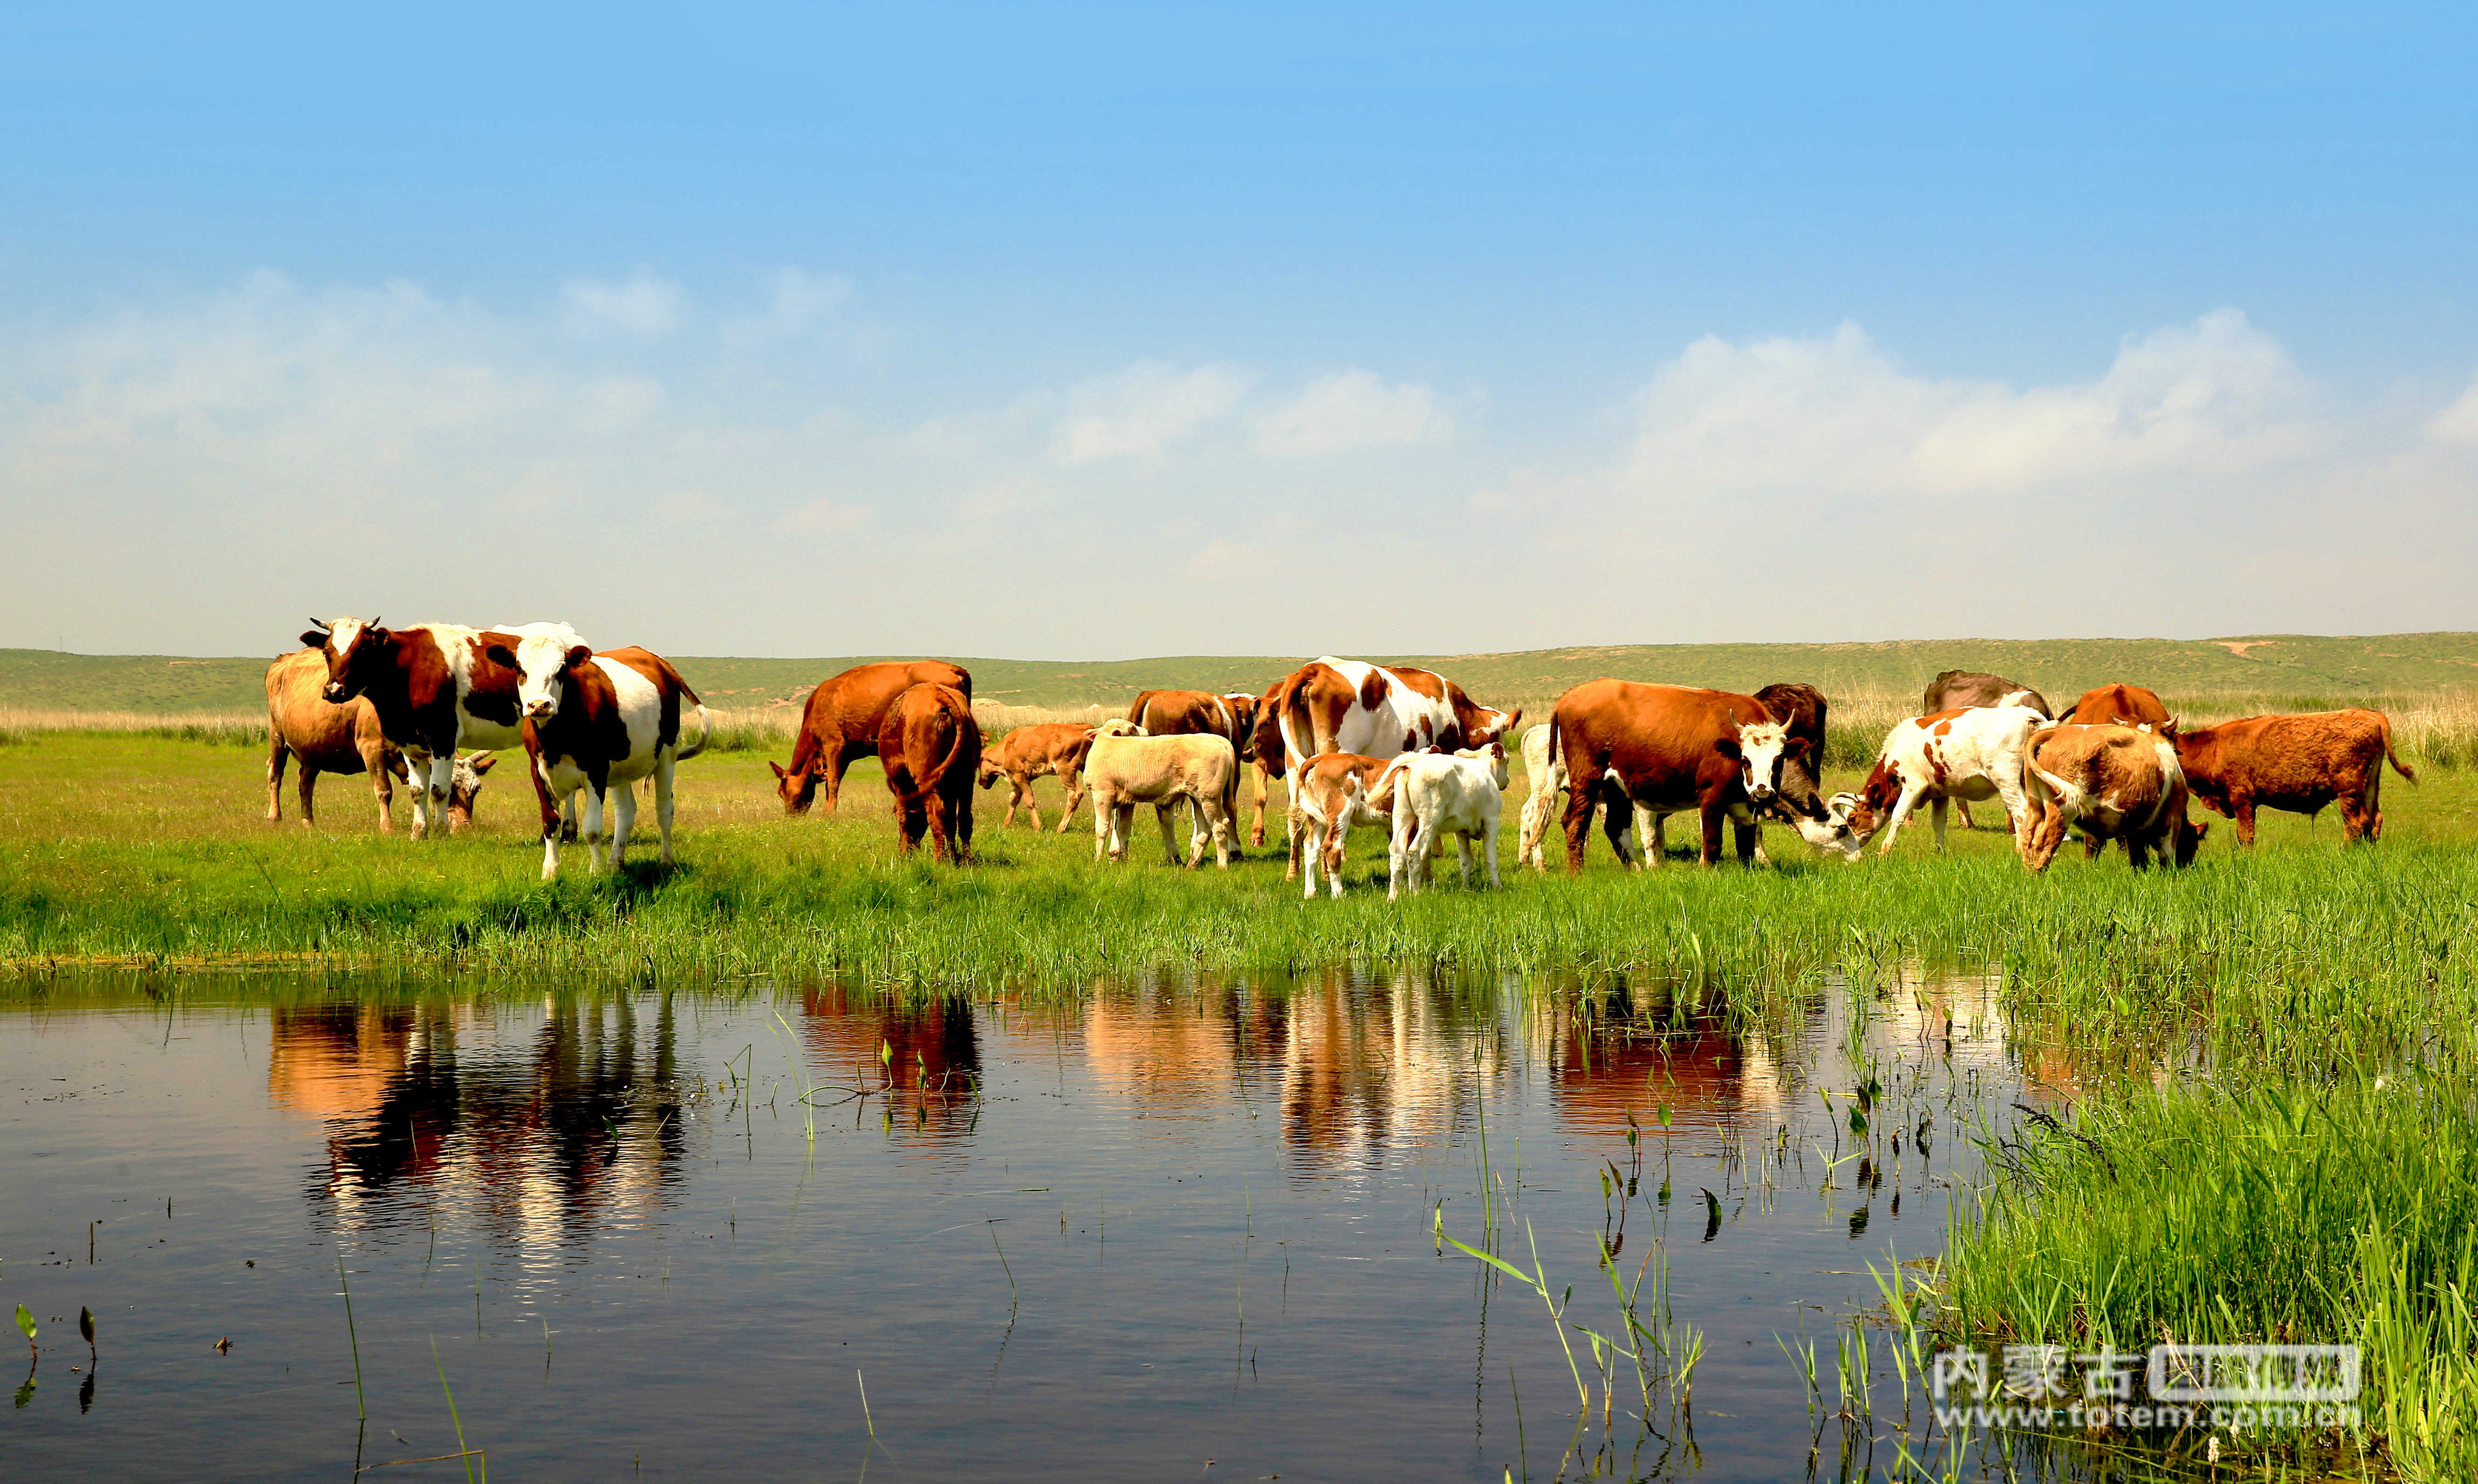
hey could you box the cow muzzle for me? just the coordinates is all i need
[1746,782,1776,804]
[525,700,557,720]
[322,683,349,704]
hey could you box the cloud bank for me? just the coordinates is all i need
[2,273,2471,658]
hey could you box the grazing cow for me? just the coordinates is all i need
[878,683,978,864]
[1920,672,2050,829]
[1083,719,1240,869]
[1379,743,1511,900]
[2173,709,2415,845]
[1548,681,1808,869]
[1517,721,1654,870]
[496,637,711,879]
[2064,683,2172,729]
[1290,752,1403,898]
[1248,681,1290,851]
[265,649,497,833]
[2021,724,2206,871]
[771,661,974,814]
[302,617,577,839]
[1845,704,2045,856]
[975,722,1096,831]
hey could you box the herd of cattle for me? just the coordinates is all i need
[263,619,2419,892]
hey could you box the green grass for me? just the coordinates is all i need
[11,630,2478,715]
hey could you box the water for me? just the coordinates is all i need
[3,969,2026,1481]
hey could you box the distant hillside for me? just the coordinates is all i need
[6,633,2477,717]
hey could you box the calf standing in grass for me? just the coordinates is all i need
[499,637,711,878]
[976,721,1095,831]
[1381,743,1510,900]
[879,683,978,863]
[1083,719,1240,868]
[1291,752,1402,898]
[2173,709,2414,845]
[1846,704,2044,855]
[2021,724,2206,870]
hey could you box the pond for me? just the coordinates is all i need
[2,968,2035,1481]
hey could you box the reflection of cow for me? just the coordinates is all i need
[800,987,983,1146]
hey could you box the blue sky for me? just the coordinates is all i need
[4,3,2474,657]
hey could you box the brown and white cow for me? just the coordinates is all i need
[302,616,576,839]
[2064,683,2172,729]
[497,637,711,878]
[1846,704,2044,855]
[2173,709,2415,845]
[263,648,493,832]
[975,721,1096,831]
[1547,681,1807,868]
[2021,723,2206,871]
[1267,657,1518,863]
[879,683,978,864]
[1083,719,1240,869]
[1290,752,1402,898]
[1922,672,2050,830]
[771,661,974,814]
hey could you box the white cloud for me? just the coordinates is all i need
[560,270,685,335]
[1054,359,1253,463]
[2429,375,2478,445]
[725,269,853,345]
[1255,369,1454,456]
[774,497,872,534]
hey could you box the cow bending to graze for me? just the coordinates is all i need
[265,649,497,833]
[303,616,580,840]
[880,683,978,864]
[1920,671,2050,830]
[1846,704,2045,856]
[1083,719,1240,869]
[771,661,973,814]
[2021,724,2206,871]
[1380,743,1510,900]
[1548,681,1812,869]
[2065,683,2172,729]
[976,722,1096,831]
[1291,752,1405,898]
[2174,709,2415,846]
[498,637,711,879]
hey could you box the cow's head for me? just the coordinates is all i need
[2173,812,2210,866]
[1463,704,1521,751]
[495,635,593,722]
[1839,760,1904,843]
[1452,741,1512,791]
[443,752,496,834]
[301,616,385,705]
[1723,718,1808,809]
[769,759,823,814]
[975,743,1005,788]
[1094,718,1147,739]
[1786,793,1864,863]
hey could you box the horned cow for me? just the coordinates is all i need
[266,647,501,834]
[1846,705,2045,856]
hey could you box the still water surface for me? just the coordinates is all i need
[4,970,2024,1481]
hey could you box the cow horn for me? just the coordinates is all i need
[308,617,330,632]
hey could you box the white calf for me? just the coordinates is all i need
[1382,743,1511,900]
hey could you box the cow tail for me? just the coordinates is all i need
[1277,673,1314,768]
[930,705,973,799]
[2380,716,2419,784]
[1221,739,1242,822]
[673,704,713,762]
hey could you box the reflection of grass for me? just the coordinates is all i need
[1938,1075,2478,1480]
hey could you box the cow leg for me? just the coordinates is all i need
[1205,799,1233,870]
[822,746,851,813]
[1301,815,1325,899]
[1481,811,1504,889]
[1187,797,1212,865]
[1929,796,1950,851]
[1954,797,1979,830]
[296,761,321,829]
[1560,774,1600,875]
[1517,781,1553,872]
[559,791,580,843]
[362,739,400,834]
[1285,801,1307,881]
[1873,785,1924,855]
[266,736,289,824]
[1249,760,1271,849]
[925,792,954,864]
[2235,797,2258,848]
[1113,803,1135,863]
[654,754,677,866]
[580,784,609,871]
[1156,802,1185,867]
[1749,823,1770,867]
[1092,791,1112,861]
[1601,790,1636,867]
[1387,812,1415,900]
[1732,812,1760,865]
[1325,825,1352,899]
[608,780,639,870]
[1058,770,1085,834]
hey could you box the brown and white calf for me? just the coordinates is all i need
[497,636,711,878]
[1290,752,1403,898]
[1083,719,1240,869]
[2173,709,2415,845]
[975,722,1096,830]
[879,683,978,864]
[2021,724,2206,870]
[1266,657,1518,866]
[301,616,581,838]
[1919,671,2050,829]
[1547,681,1811,868]
[264,648,494,832]
[1846,704,2045,855]
[771,660,973,814]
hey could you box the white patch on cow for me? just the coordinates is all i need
[511,633,581,720]
[1735,718,1792,805]
[326,617,368,657]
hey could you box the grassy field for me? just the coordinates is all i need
[10,629,2478,718]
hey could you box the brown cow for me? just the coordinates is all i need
[975,721,1096,831]
[2064,683,2172,729]
[770,661,973,814]
[2173,709,2415,845]
[1549,681,1807,868]
[877,683,978,864]
[2021,723,2206,871]
[264,648,494,832]
[1921,671,2050,828]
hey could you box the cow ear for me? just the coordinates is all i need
[1714,737,1742,759]
[769,761,788,780]
[298,630,329,649]
[1784,734,1813,759]
[485,644,517,669]
[564,644,593,671]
